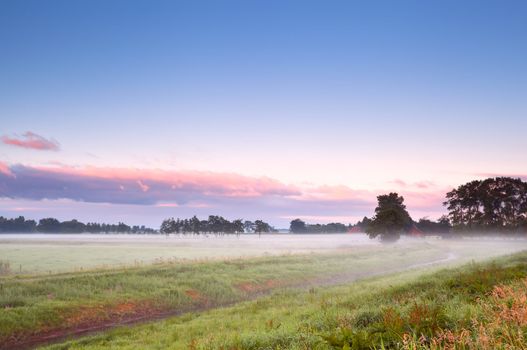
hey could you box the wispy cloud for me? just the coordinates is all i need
[389,179,436,189]
[1,132,60,151]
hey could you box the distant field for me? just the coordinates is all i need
[2,234,527,275]
[0,233,379,274]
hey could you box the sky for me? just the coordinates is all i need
[1,0,526,228]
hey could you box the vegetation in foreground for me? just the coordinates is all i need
[42,251,527,350]
[0,243,444,349]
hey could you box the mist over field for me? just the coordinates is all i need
[2,233,526,275]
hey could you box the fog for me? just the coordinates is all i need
[1,233,527,275]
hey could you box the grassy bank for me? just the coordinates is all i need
[43,251,527,350]
[0,243,445,348]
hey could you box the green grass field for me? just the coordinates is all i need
[0,234,380,274]
[1,242,446,348]
[1,236,527,349]
[42,251,527,350]
[1,234,526,275]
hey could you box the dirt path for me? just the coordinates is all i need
[3,251,460,350]
[300,251,459,289]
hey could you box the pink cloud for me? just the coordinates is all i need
[390,179,436,189]
[390,179,408,187]
[1,132,60,151]
[156,203,179,208]
[0,163,450,223]
[0,164,301,204]
[0,161,14,177]
[295,185,374,202]
[414,181,435,189]
[137,180,150,192]
[43,166,302,198]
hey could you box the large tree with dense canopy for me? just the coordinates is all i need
[443,177,527,232]
[366,193,412,242]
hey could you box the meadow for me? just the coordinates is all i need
[42,251,527,350]
[0,233,379,274]
[1,235,527,349]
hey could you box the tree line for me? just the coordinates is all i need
[160,215,276,235]
[289,215,451,236]
[3,177,525,237]
[0,216,156,234]
[354,177,527,241]
[287,176,527,242]
[444,177,527,232]
[289,219,350,233]
[353,215,451,235]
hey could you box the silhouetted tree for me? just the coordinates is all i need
[289,219,307,233]
[60,219,86,233]
[232,219,244,235]
[37,218,61,233]
[415,216,451,234]
[243,220,255,233]
[254,220,271,236]
[366,193,412,242]
[190,216,201,234]
[0,216,37,232]
[159,216,272,236]
[160,218,177,234]
[289,219,349,233]
[444,177,527,232]
[0,217,153,234]
[356,216,372,231]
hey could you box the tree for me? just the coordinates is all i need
[366,193,412,242]
[160,218,177,234]
[356,216,372,231]
[0,216,37,232]
[444,177,527,232]
[60,219,86,233]
[116,222,131,233]
[289,219,307,233]
[190,216,201,234]
[158,216,273,236]
[415,216,451,234]
[254,220,271,235]
[324,223,348,233]
[37,218,61,233]
[243,220,255,233]
[207,215,223,234]
[232,219,244,235]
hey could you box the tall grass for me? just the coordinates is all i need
[41,252,527,350]
[0,260,10,275]
[0,244,444,347]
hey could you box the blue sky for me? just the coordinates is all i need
[1,1,526,227]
